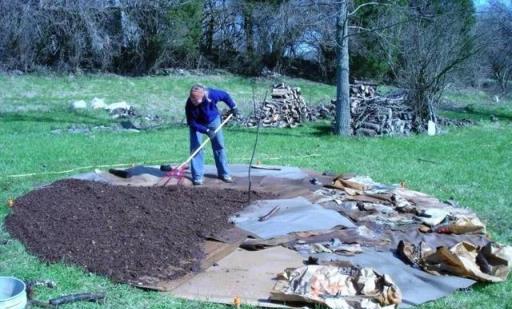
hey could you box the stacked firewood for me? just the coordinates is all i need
[302,83,384,120]
[245,84,310,128]
[309,83,415,136]
[350,90,415,136]
[235,82,470,135]
[243,82,407,132]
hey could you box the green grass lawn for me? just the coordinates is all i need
[0,72,334,117]
[1,73,511,308]
[443,87,512,122]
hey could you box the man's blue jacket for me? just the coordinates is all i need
[185,88,236,133]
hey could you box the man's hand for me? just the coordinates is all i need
[206,129,216,140]
[230,107,240,117]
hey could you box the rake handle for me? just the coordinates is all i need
[176,113,234,170]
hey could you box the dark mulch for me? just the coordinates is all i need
[5,179,268,283]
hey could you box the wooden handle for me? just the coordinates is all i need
[177,113,234,169]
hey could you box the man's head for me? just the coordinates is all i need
[189,84,206,106]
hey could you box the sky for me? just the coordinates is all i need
[472,0,512,6]
[473,0,511,8]
[474,0,488,5]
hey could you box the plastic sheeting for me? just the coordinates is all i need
[72,164,311,188]
[230,197,356,240]
[205,164,308,180]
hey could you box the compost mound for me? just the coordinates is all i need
[5,179,267,283]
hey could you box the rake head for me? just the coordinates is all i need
[157,165,188,186]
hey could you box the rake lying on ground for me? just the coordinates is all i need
[157,113,234,186]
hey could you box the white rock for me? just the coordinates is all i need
[105,101,131,111]
[91,97,107,109]
[71,100,88,109]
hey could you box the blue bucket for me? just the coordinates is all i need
[0,277,27,309]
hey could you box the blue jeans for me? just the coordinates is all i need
[190,116,230,181]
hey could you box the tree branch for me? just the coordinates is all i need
[349,2,380,16]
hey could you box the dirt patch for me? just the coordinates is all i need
[5,179,270,283]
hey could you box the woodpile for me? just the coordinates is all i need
[309,83,379,122]
[233,82,471,136]
[350,90,414,136]
[241,82,411,133]
[309,82,415,136]
[245,84,310,128]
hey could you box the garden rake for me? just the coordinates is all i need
[157,113,234,186]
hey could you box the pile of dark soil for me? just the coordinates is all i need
[5,179,267,283]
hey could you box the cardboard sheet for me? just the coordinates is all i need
[130,240,242,291]
[171,247,304,308]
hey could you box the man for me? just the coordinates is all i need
[185,84,239,185]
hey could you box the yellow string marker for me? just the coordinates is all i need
[233,296,241,309]
[7,198,14,208]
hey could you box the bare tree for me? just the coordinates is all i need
[199,0,313,75]
[393,0,478,126]
[301,1,388,136]
[333,1,392,136]
[0,0,199,73]
[479,0,512,93]
[0,0,400,85]
[304,0,478,133]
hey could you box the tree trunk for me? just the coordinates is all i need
[202,1,215,54]
[334,0,351,136]
[243,4,254,57]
